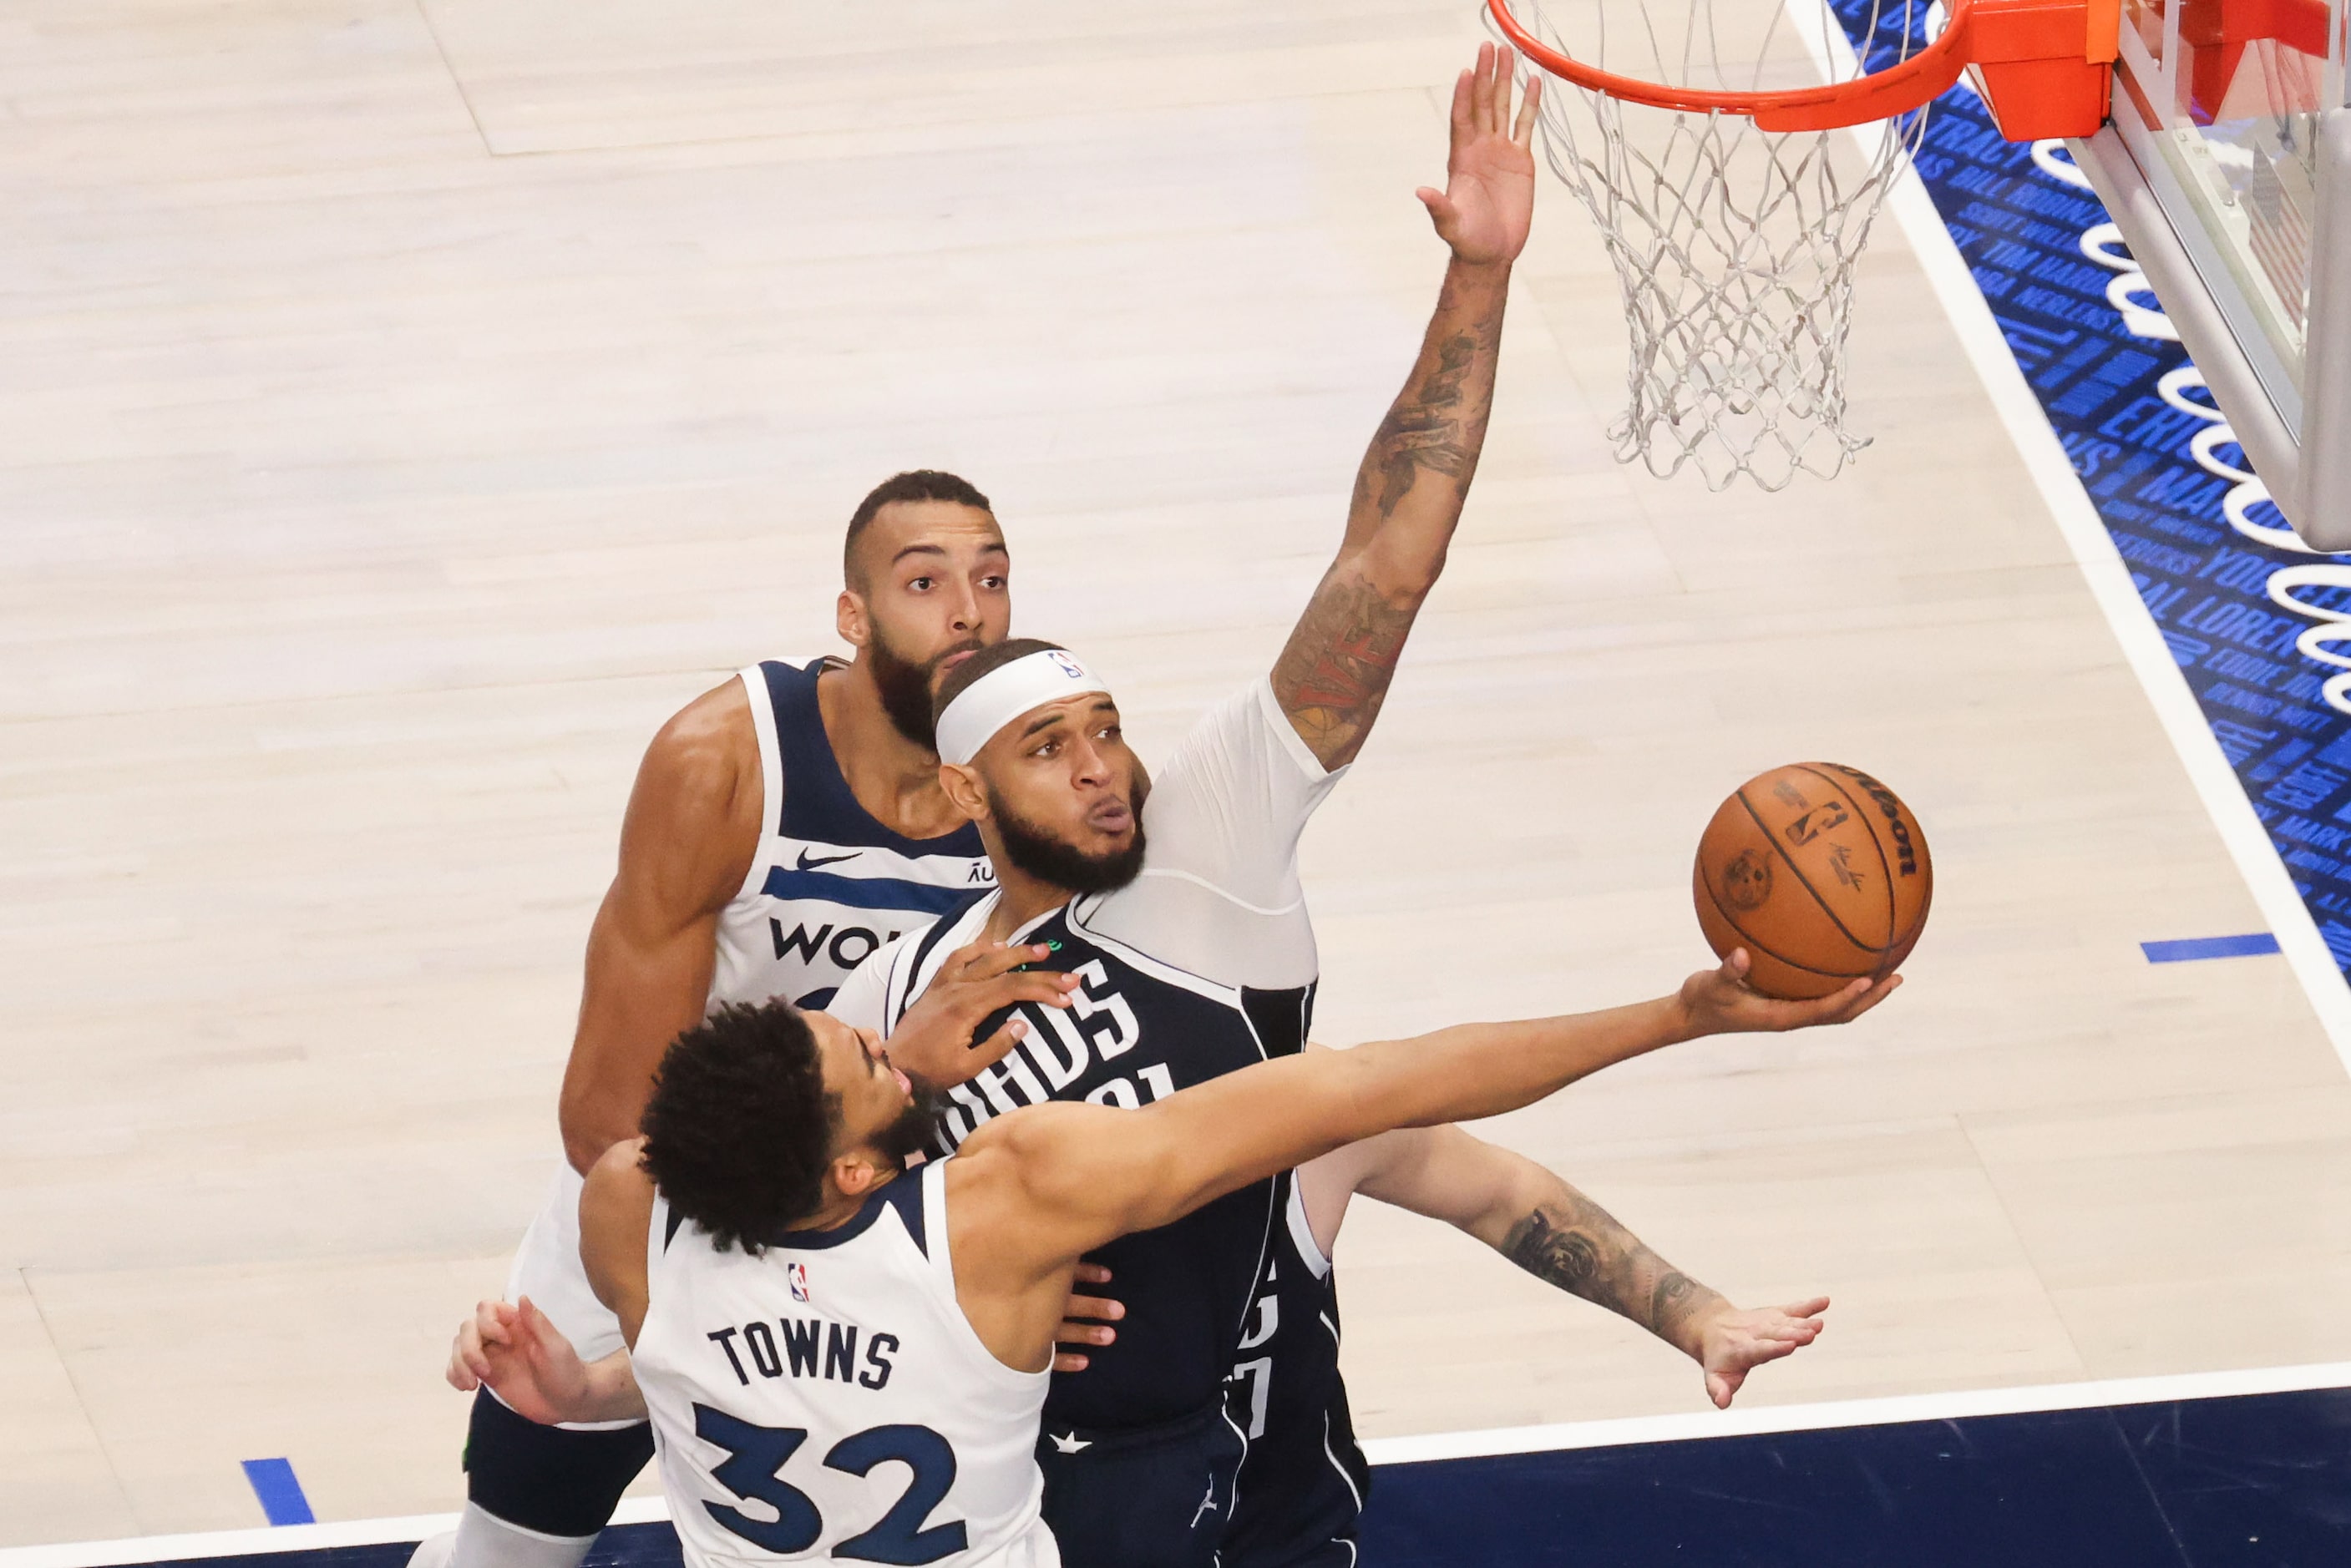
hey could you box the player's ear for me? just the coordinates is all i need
[937,761,988,820]
[838,588,869,650]
[830,1150,885,1198]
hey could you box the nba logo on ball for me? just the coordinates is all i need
[788,1262,811,1303]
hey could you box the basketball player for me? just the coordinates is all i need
[1219,1125,1832,1568]
[457,955,1889,1568]
[811,50,1549,1565]
[430,470,1082,1568]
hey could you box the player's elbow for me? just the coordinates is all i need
[559,1080,638,1177]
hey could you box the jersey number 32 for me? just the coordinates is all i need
[695,1404,969,1565]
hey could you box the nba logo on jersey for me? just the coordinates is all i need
[788,1262,810,1303]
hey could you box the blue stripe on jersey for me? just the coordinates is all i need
[759,867,975,915]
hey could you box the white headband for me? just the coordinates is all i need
[934,649,1112,766]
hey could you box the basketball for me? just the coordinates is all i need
[1693,763,1932,1000]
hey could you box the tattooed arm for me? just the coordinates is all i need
[1304,1123,1829,1409]
[1270,43,1540,768]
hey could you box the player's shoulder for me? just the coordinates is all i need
[953,1101,1112,1191]
[637,675,759,817]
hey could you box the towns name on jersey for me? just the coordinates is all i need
[707,1317,899,1392]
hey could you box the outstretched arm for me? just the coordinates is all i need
[975,953,1894,1267]
[1270,43,1540,769]
[1323,1126,1827,1409]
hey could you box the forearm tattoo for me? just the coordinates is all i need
[1355,331,1483,522]
[1352,266,1505,522]
[1501,1196,1722,1348]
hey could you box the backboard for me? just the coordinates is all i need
[2067,0,2351,544]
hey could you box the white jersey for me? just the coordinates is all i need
[709,658,993,1014]
[509,657,991,1378]
[636,1161,1058,1568]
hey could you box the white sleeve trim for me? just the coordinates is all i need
[1253,675,1345,786]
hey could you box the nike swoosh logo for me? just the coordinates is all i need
[797,849,861,872]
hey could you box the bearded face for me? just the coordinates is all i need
[986,782,1148,895]
[867,625,980,751]
[875,1081,950,1163]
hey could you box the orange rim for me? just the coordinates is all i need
[1487,0,1976,131]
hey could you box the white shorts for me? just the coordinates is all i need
[505,1157,644,1431]
[683,1520,1061,1568]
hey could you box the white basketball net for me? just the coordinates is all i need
[1505,0,1938,488]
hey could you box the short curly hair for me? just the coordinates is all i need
[638,1001,839,1255]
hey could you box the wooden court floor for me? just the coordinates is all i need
[5,0,2350,1545]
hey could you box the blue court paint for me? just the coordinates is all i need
[1357,1385,2351,1566]
[1826,0,2351,994]
[2142,933,2283,963]
[240,1458,316,1527]
[90,1386,2349,1568]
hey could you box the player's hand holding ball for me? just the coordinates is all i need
[1676,948,1897,1036]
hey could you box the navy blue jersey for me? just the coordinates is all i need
[1222,1171,1370,1568]
[892,901,1311,1434]
[707,659,992,1013]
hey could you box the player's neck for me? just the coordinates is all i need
[818,660,970,841]
[981,860,1075,940]
[787,1167,902,1234]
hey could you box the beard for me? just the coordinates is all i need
[867,626,978,751]
[988,784,1148,896]
[876,1082,950,1164]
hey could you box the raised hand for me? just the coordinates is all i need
[1677,949,1899,1038]
[447,1296,592,1426]
[884,939,1080,1089]
[1417,43,1541,267]
[1695,1296,1831,1409]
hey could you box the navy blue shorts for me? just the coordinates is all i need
[1036,1404,1247,1568]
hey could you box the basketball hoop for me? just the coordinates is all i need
[1492,0,2121,488]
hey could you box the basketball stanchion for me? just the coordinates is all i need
[1488,0,2123,488]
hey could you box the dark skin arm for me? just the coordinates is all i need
[1271,45,1540,768]
[949,956,1893,1373]
[556,682,760,1176]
